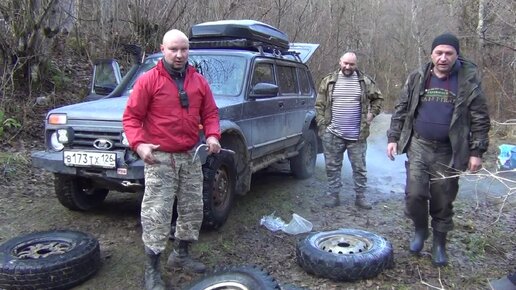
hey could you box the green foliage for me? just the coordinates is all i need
[0,151,29,180]
[66,35,88,57]
[49,63,72,91]
[0,110,22,138]
[465,233,488,259]
[29,59,71,92]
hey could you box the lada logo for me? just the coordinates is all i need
[93,138,114,150]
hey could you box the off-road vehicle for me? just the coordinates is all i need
[31,20,320,229]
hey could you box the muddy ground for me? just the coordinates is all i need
[0,114,515,290]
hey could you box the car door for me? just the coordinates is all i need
[242,59,286,159]
[85,60,123,102]
[275,61,303,148]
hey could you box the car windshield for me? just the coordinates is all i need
[127,54,246,97]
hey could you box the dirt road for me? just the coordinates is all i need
[1,113,514,289]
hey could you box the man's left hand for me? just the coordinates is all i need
[366,112,374,124]
[206,136,221,154]
[468,156,483,173]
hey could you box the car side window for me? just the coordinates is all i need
[298,67,311,95]
[277,65,297,95]
[251,63,275,87]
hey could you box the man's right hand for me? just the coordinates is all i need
[387,142,397,161]
[136,143,160,164]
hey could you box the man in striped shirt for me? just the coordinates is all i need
[315,52,383,209]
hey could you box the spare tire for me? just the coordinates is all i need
[296,228,393,281]
[186,264,281,290]
[0,230,101,290]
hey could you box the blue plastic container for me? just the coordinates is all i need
[511,147,516,168]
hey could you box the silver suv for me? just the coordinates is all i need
[31,20,320,229]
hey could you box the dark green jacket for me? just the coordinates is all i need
[387,57,490,171]
[315,69,383,141]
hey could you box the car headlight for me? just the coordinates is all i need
[50,131,64,151]
[48,113,67,125]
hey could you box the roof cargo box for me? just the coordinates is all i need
[189,20,289,52]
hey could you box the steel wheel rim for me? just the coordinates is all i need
[316,234,372,255]
[204,281,249,290]
[14,240,74,259]
[213,166,230,209]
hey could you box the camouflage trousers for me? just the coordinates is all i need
[322,131,367,196]
[142,151,203,254]
[405,134,459,233]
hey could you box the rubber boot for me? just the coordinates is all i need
[355,193,372,210]
[409,227,429,254]
[431,230,448,267]
[166,240,206,273]
[323,192,340,208]
[168,221,176,240]
[144,249,166,290]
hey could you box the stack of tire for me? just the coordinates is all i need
[186,228,394,289]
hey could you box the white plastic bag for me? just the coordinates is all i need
[260,213,286,232]
[260,213,312,235]
[282,213,313,235]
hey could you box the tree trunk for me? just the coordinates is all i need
[476,0,486,67]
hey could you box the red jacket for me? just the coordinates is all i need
[123,60,221,153]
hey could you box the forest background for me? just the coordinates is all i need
[0,1,514,289]
[0,0,514,141]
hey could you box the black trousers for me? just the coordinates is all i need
[405,134,459,233]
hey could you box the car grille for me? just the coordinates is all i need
[71,130,125,150]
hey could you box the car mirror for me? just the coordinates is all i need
[249,82,279,99]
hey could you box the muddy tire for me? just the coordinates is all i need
[290,129,317,179]
[54,174,108,211]
[201,151,236,230]
[0,230,101,290]
[296,228,393,281]
[186,265,280,290]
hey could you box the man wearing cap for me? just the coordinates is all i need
[386,33,490,267]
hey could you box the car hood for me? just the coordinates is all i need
[48,95,240,122]
[49,97,129,121]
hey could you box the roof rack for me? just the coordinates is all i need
[190,38,301,62]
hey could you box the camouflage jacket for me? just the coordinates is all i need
[315,69,383,141]
[387,57,490,171]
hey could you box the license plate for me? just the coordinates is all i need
[63,151,116,169]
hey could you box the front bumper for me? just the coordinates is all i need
[31,150,145,181]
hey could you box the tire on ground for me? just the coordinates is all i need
[185,264,281,290]
[54,174,109,211]
[0,230,101,289]
[290,129,317,179]
[201,150,236,230]
[296,228,394,281]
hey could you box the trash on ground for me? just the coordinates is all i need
[260,213,313,235]
[497,144,516,170]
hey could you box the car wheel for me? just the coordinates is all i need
[54,174,109,211]
[185,265,280,290]
[290,129,317,179]
[0,230,101,290]
[201,150,236,230]
[296,228,394,281]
